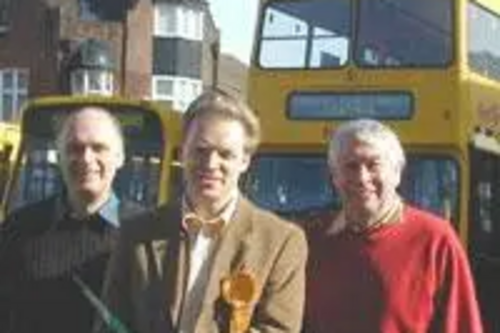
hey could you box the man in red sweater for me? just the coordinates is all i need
[304,119,483,333]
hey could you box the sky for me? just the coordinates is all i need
[208,0,260,64]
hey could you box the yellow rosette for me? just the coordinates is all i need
[221,270,257,333]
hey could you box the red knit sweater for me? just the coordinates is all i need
[304,206,483,333]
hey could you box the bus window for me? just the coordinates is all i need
[243,153,459,224]
[356,0,453,67]
[243,154,336,219]
[468,3,500,81]
[7,102,166,213]
[257,0,452,69]
[115,154,162,207]
[400,156,459,222]
[258,0,351,69]
[17,146,61,206]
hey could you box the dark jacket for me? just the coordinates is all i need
[0,194,142,333]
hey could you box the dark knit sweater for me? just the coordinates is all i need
[0,195,121,333]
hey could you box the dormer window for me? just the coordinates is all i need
[78,0,129,21]
[68,39,115,96]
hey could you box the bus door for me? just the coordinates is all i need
[469,144,500,332]
[3,98,177,217]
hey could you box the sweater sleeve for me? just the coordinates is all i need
[429,229,484,333]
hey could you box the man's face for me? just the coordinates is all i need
[59,109,124,205]
[331,139,401,221]
[181,116,251,210]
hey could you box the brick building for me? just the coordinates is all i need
[0,0,219,120]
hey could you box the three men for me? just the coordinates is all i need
[0,106,138,333]
[101,89,308,333]
[2,94,480,333]
[304,119,483,332]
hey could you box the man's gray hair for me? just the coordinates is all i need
[327,119,406,172]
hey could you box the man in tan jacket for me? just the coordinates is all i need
[100,89,307,333]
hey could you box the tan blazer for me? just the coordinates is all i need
[100,197,307,333]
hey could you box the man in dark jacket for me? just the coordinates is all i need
[0,106,139,333]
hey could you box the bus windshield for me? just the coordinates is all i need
[258,0,453,68]
[8,103,165,213]
[243,153,459,224]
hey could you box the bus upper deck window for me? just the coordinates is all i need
[258,0,351,69]
[356,0,453,67]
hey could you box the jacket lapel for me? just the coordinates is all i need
[168,233,189,327]
[149,204,190,330]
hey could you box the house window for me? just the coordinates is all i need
[152,76,174,100]
[0,0,12,33]
[155,4,177,36]
[154,3,204,41]
[0,69,29,121]
[78,0,125,21]
[152,75,202,111]
[79,0,97,20]
[70,69,113,96]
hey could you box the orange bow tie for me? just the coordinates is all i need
[183,213,225,237]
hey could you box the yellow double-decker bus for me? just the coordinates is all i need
[0,96,182,220]
[243,0,500,329]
